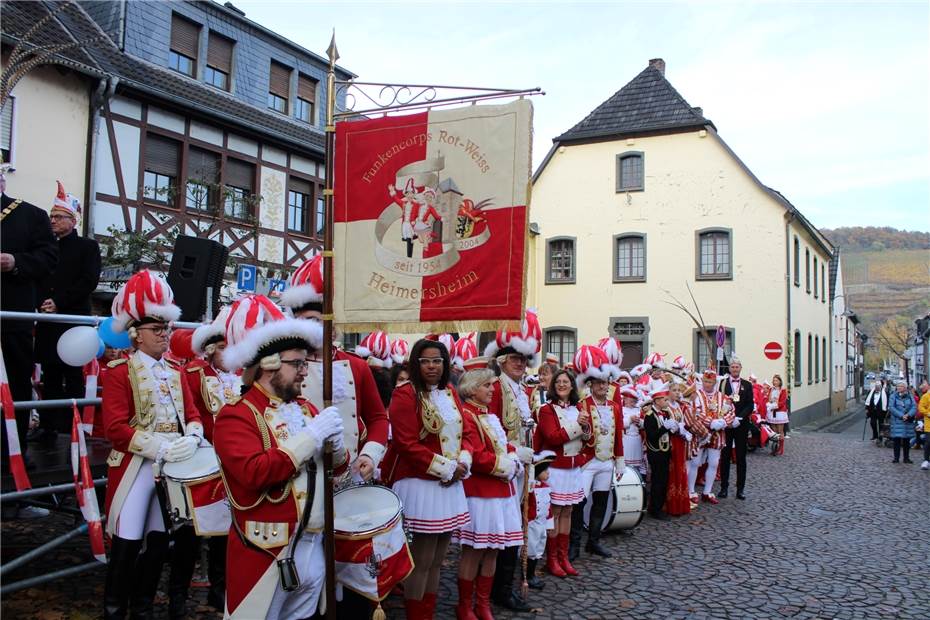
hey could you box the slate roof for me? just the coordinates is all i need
[1,0,329,155]
[555,63,714,144]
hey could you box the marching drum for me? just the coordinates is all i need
[333,484,413,602]
[160,446,231,536]
[583,465,646,532]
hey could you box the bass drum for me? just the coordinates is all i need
[583,465,646,532]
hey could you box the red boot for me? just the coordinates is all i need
[545,536,566,577]
[474,575,495,620]
[455,579,478,620]
[558,533,579,576]
[423,592,438,619]
[405,597,425,620]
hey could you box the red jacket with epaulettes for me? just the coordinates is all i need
[461,400,517,499]
[535,402,591,470]
[183,359,219,442]
[577,395,624,461]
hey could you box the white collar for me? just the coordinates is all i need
[135,350,165,370]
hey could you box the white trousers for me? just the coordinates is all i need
[267,533,324,620]
[581,458,614,498]
[686,448,721,496]
[116,460,165,540]
[527,520,548,560]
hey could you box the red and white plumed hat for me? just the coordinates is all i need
[650,383,671,400]
[702,367,718,380]
[597,337,623,380]
[630,363,651,379]
[222,294,322,371]
[671,355,686,370]
[544,352,559,366]
[452,332,478,370]
[572,345,613,388]
[280,255,323,311]
[437,334,457,357]
[619,386,639,402]
[192,305,232,356]
[617,370,633,384]
[51,180,81,219]
[390,338,409,365]
[357,331,393,368]
[110,269,181,332]
[484,308,542,366]
[644,352,666,369]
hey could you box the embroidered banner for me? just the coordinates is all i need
[334,100,532,332]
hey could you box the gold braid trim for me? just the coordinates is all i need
[499,378,521,442]
[221,400,292,507]
[418,391,444,439]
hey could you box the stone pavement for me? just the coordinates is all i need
[2,403,926,619]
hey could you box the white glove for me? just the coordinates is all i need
[710,419,725,431]
[308,406,344,446]
[515,446,534,464]
[730,417,741,428]
[663,419,679,432]
[680,429,693,442]
[329,430,345,456]
[164,436,199,462]
[614,457,625,473]
[512,457,524,481]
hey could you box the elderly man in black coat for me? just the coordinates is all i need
[1,167,59,470]
[32,182,101,441]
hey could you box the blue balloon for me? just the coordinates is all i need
[96,338,106,359]
[99,317,131,349]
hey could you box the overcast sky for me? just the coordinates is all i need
[236,0,930,232]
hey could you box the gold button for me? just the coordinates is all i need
[272,529,278,536]
[253,528,260,536]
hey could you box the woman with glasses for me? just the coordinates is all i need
[535,369,591,578]
[382,339,478,620]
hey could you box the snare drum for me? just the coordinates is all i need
[332,485,414,601]
[161,446,230,536]
[583,465,646,533]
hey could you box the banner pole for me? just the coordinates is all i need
[322,32,338,620]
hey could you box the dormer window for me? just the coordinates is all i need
[169,14,200,78]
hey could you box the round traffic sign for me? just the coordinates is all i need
[764,341,783,360]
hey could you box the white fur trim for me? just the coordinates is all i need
[191,322,223,355]
[358,441,386,469]
[355,345,372,358]
[484,340,539,367]
[113,302,181,332]
[278,283,322,309]
[576,364,614,389]
[222,318,323,370]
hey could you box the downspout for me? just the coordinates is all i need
[827,252,834,413]
[85,77,119,238]
[785,211,795,414]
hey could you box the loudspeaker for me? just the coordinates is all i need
[167,235,228,322]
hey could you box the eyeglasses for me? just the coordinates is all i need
[49,214,74,221]
[506,354,528,364]
[136,326,170,336]
[418,357,444,366]
[279,359,310,371]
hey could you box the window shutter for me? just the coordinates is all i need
[288,176,311,195]
[188,147,219,183]
[144,134,180,176]
[269,62,291,97]
[1,100,13,151]
[225,158,254,190]
[207,32,233,73]
[170,14,200,59]
[298,75,316,101]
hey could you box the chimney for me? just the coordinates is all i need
[648,58,665,75]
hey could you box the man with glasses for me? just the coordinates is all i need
[33,182,101,445]
[102,270,204,619]
[484,312,541,613]
[215,294,347,619]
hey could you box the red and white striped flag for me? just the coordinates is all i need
[1,351,31,491]
[71,404,106,563]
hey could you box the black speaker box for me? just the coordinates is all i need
[167,235,228,322]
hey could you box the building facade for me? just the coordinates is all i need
[528,59,835,425]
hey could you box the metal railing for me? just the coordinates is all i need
[0,310,203,330]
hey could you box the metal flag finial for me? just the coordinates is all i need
[326,30,339,67]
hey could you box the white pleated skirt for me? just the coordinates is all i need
[547,466,585,506]
[393,477,470,534]
[623,434,644,467]
[766,411,789,424]
[454,495,523,549]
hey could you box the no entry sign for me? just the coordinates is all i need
[764,341,783,360]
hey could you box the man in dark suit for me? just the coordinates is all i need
[718,357,753,500]
[33,182,101,440]
[0,166,59,469]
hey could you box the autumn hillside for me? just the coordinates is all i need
[822,227,930,334]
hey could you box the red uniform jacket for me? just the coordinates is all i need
[336,350,390,459]
[101,358,201,518]
[183,359,218,442]
[461,400,516,499]
[536,402,591,470]
[578,395,624,460]
[214,385,348,617]
[381,383,478,485]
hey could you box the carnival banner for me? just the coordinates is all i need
[333,100,532,331]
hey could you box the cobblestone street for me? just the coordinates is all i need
[2,406,926,619]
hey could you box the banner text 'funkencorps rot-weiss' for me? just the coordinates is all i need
[333,100,532,332]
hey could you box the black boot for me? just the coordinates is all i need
[130,531,169,620]
[526,558,544,590]
[105,536,144,620]
[168,526,198,620]
[585,491,612,558]
[491,547,530,611]
[206,535,227,612]
[568,500,585,561]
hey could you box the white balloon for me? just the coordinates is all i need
[57,326,100,367]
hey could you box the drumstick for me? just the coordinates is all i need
[520,421,533,600]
